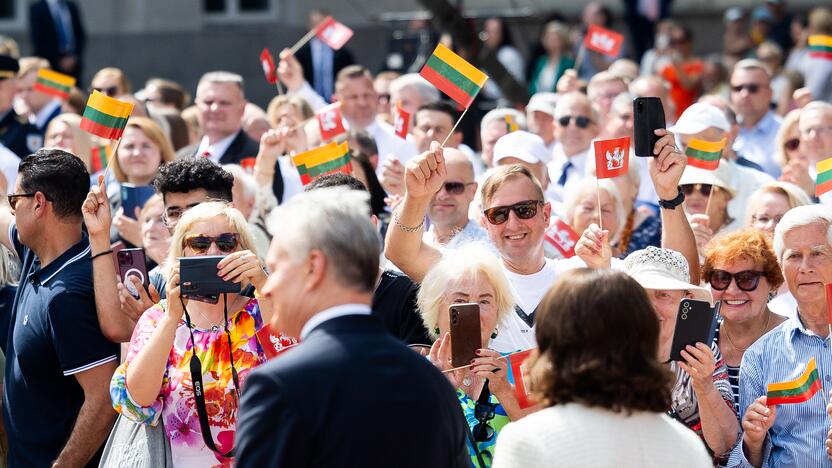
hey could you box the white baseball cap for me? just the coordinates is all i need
[679,161,736,197]
[668,102,731,135]
[493,131,548,165]
[526,93,559,117]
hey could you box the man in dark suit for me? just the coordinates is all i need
[177,71,284,202]
[235,188,469,468]
[295,8,355,103]
[29,0,86,80]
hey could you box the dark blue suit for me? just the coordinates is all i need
[235,313,469,468]
[29,0,86,80]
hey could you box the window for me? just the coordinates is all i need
[0,0,25,30]
[203,0,274,19]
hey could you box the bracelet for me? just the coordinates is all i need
[90,249,113,261]
[392,211,424,233]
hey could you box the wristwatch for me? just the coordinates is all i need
[659,187,685,210]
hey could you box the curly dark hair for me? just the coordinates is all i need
[153,158,233,202]
[529,269,673,414]
[18,148,89,220]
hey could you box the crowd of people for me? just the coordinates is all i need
[0,2,831,467]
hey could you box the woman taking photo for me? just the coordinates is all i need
[110,202,285,466]
[492,269,710,467]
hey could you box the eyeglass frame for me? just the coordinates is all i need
[7,193,41,210]
[482,200,545,225]
[707,269,764,292]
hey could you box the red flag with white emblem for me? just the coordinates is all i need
[316,16,354,50]
[260,48,277,84]
[392,101,410,139]
[545,217,579,258]
[594,136,630,179]
[584,24,623,57]
[316,102,347,141]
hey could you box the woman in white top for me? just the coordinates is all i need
[492,269,711,468]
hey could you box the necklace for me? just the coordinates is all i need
[723,310,771,352]
[193,307,223,332]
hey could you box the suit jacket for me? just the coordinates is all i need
[235,314,469,468]
[29,0,86,77]
[177,130,284,203]
[295,43,355,99]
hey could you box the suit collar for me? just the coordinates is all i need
[300,304,372,340]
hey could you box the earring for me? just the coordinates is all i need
[491,329,498,340]
[767,290,777,302]
[434,327,441,336]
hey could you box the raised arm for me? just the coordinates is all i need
[383,142,445,283]
[278,49,327,111]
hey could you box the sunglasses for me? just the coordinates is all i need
[183,233,240,254]
[483,200,543,225]
[7,193,37,210]
[708,269,763,291]
[441,181,475,195]
[784,138,800,151]
[731,84,761,94]
[90,86,119,97]
[473,383,496,443]
[680,184,713,197]
[557,115,592,129]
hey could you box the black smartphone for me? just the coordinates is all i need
[450,303,481,368]
[117,248,148,299]
[669,299,720,362]
[121,184,156,220]
[179,256,240,298]
[633,96,666,157]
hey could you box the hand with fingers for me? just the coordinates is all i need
[404,141,446,200]
[428,332,467,389]
[742,396,776,451]
[277,49,305,92]
[113,207,143,247]
[649,129,687,200]
[217,250,267,291]
[689,214,713,254]
[165,264,185,322]
[779,158,814,196]
[81,175,112,242]
[471,348,510,395]
[678,343,716,395]
[118,276,161,321]
[381,157,406,196]
[575,223,612,269]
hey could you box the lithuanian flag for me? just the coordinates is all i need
[505,115,519,133]
[685,138,726,170]
[809,35,832,60]
[90,143,111,173]
[292,141,352,185]
[80,90,134,140]
[420,44,488,108]
[816,157,832,197]
[766,358,822,406]
[32,69,75,101]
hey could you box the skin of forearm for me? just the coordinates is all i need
[90,234,134,342]
[124,316,178,407]
[52,373,118,467]
[660,207,701,281]
[696,384,739,457]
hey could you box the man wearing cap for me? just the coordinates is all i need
[0,55,40,160]
[547,92,600,206]
[526,93,558,154]
[493,130,551,198]
[731,59,782,177]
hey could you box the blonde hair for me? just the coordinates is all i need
[744,181,812,228]
[165,202,259,278]
[266,95,314,128]
[44,113,92,171]
[112,117,176,183]
[564,178,625,238]
[416,243,515,339]
[480,164,544,208]
[92,67,131,94]
[773,109,802,169]
[17,56,49,78]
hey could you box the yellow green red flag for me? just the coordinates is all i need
[419,44,489,108]
[816,157,832,197]
[32,69,75,101]
[80,90,134,140]
[685,138,726,170]
[766,358,822,406]
[292,141,352,185]
[809,35,832,60]
[505,115,519,133]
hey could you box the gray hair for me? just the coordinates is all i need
[222,164,258,202]
[480,108,526,135]
[773,205,832,261]
[555,92,601,125]
[197,71,245,97]
[733,58,772,81]
[563,178,625,238]
[267,188,380,292]
[389,73,440,105]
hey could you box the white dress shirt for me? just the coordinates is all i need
[195,132,237,164]
[30,99,62,131]
[300,304,372,341]
[356,119,417,175]
[546,144,589,215]
[735,111,782,178]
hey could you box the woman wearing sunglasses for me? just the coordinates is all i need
[110,201,291,466]
[702,229,785,409]
[679,162,738,257]
[417,244,530,467]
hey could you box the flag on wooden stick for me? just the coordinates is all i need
[80,91,134,140]
[808,35,832,60]
[316,102,347,141]
[594,137,630,179]
[584,24,624,57]
[420,44,489,109]
[766,358,822,406]
[316,16,353,50]
[292,141,352,185]
[816,157,832,197]
[260,48,278,84]
[392,102,410,139]
[685,138,726,171]
[33,69,75,101]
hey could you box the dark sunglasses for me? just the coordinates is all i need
[557,115,592,129]
[483,200,543,225]
[7,193,37,210]
[90,86,119,97]
[183,233,239,254]
[708,269,763,292]
[680,184,713,197]
[731,84,761,94]
[784,138,800,151]
[441,181,475,195]
[473,382,496,442]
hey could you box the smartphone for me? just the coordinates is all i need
[450,303,481,368]
[633,97,666,157]
[116,248,148,299]
[179,256,240,297]
[669,299,720,362]
[121,184,156,220]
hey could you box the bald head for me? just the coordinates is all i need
[443,148,474,181]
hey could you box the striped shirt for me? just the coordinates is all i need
[727,313,832,467]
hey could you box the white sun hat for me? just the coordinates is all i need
[624,246,712,303]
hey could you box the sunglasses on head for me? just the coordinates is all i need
[680,184,713,197]
[731,84,761,94]
[557,115,592,129]
[708,269,763,291]
[441,181,474,195]
[183,233,239,254]
[784,138,800,151]
[483,200,543,225]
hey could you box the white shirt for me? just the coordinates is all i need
[546,144,589,213]
[726,158,773,230]
[195,133,237,164]
[735,111,782,178]
[277,157,304,203]
[300,304,372,341]
[359,119,417,175]
[30,99,62,130]
[0,143,20,194]
[424,219,491,250]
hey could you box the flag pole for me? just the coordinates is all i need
[573,44,587,75]
[704,186,714,227]
[102,138,122,181]
[288,26,319,55]
[441,105,470,148]
[596,177,604,231]
[276,80,284,96]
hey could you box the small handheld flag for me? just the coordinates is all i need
[32,69,75,101]
[506,348,536,409]
[260,48,278,84]
[594,137,630,179]
[420,44,489,109]
[816,157,832,197]
[316,16,354,50]
[316,102,347,141]
[392,102,410,140]
[808,35,832,60]
[685,138,726,170]
[766,358,822,406]
[256,325,297,359]
[505,115,519,133]
[292,141,352,185]
[584,24,624,57]
[544,217,579,258]
[80,91,134,140]
[90,143,112,173]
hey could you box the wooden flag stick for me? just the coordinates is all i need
[573,44,587,75]
[704,186,714,224]
[276,80,284,96]
[102,137,122,181]
[289,26,319,55]
[441,105,470,148]
[596,177,604,231]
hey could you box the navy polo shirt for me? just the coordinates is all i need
[1,224,118,467]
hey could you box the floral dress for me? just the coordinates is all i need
[458,389,511,468]
[110,298,294,467]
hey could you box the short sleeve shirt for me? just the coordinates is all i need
[2,224,119,467]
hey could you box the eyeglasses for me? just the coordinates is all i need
[708,269,763,291]
[7,193,37,210]
[378,93,390,103]
[557,115,592,129]
[473,383,496,442]
[91,86,119,97]
[441,181,475,195]
[731,84,761,94]
[183,233,240,254]
[784,138,800,151]
[483,200,543,225]
[162,202,207,227]
[752,214,783,227]
[680,184,713,197]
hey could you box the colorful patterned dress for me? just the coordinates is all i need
[110,298,294,467]
[457,389,511,468]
